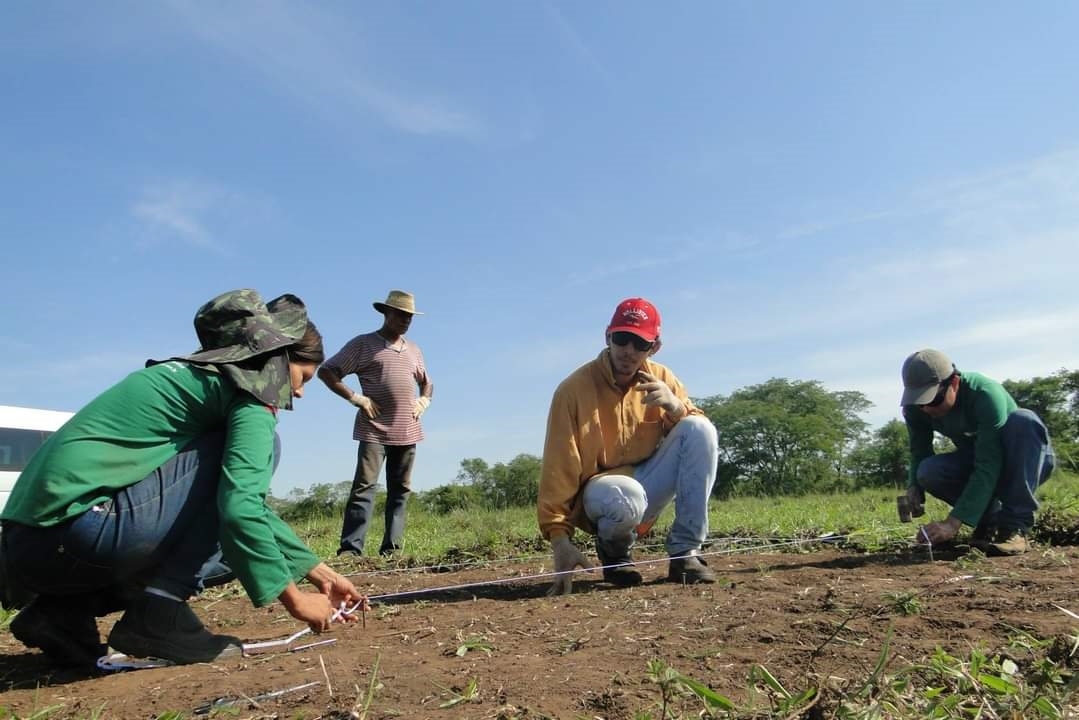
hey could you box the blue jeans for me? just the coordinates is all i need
[339,442,415,555]
[915,409,1054,531]
[582,415,719,555]
[1,431,260,606]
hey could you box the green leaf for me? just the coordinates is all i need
[976,673,1017,694]
[672,673,737,710]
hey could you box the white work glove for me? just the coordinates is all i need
[349,393,380,418]
[412,396,430,419]
[636,370,684,417]
[546,535,594,596]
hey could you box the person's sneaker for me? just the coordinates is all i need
[107,593,242,665]
[985,527,1029,556]
[595,538,642,588]
[10,595,104,667]
[667,550,716,584]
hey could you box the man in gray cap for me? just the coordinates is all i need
[319,290,433,557]
[900,349,1055,555]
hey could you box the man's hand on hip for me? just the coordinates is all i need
[349,393,380,418]
[636,371,684,417]
[412,396,430,419]
[547,536,594,596]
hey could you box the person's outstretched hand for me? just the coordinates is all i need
[917,516,961,545]
[547,535,594,596]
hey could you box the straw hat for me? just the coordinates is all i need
[373,290,423,315]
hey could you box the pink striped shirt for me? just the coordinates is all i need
[322,332,432,445]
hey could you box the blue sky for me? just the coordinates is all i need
[4,2,1078,496]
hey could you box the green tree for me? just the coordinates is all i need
[697,378,870,497]
[847,418,909,488]
[452,454,542,509]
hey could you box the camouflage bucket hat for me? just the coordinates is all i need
[155,289,310,410]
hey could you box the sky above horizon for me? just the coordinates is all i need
[4,2,1079,497]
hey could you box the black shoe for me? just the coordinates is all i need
[379,544,401,557]
[667,551,716,584]
[595,538,642,587]
[108,594,242,665]
[337,548,362,558]
[10,595,105,667]
[970,519,997,551]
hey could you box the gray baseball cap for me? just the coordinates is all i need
[901,349,956,406]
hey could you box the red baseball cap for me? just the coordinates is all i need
[607,297,661,342]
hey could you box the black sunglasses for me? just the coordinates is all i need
[921,378,952,408]
[610,331,654,352]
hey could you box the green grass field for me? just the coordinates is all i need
[294,471,1079,564]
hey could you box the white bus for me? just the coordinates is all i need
[0,405,74,514]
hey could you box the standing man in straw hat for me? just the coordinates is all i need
[319,290,433,557]
[900,349,1055,555]
[538,297,719,594]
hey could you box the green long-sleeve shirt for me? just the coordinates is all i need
[2,361,319,606]
[904,371,1018,527]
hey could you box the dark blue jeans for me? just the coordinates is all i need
[916,409,1055,531]
[1,431,262,608]
[338,442,415,555]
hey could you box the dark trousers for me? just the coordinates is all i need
[338,442,415,555]
[0,431,259,612]
[916,409,1055,531]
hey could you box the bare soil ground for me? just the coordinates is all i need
[1,543,1077,719]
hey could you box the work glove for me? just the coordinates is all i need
[412,396,430,419]
[636,371,684,417]
[349,393,380,418]
[546,536,594,596]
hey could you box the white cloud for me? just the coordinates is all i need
[131,180,234,253]
[162,0,484,139]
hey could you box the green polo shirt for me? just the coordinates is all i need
[2,361,319,606]
[904,371,1018,527]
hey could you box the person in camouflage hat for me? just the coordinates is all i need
[0,289,367,668]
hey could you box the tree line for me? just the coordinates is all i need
[274,369,1078,519]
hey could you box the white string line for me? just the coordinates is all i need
[245,527,935,655]
[339,527,924,581]
[357,531,907,604]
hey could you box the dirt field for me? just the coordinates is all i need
[1,542,1077,719]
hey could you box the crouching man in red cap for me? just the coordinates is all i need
[538,298,719,595]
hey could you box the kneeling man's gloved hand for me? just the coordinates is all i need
[547,535,594,596]
[636,371,684,417]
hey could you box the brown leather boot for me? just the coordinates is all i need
[667,550,716,584]
[595,538,642,587]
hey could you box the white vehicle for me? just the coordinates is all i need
[0,405,74,514]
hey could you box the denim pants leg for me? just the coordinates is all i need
[339,441,385,554]
[3,431,233,602]
[582,474,648,554]
[919,446,1001,526]
[633,415,719,555]
[380,444,416,554]
[996,409,1055,531]
[916,449,975,507]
